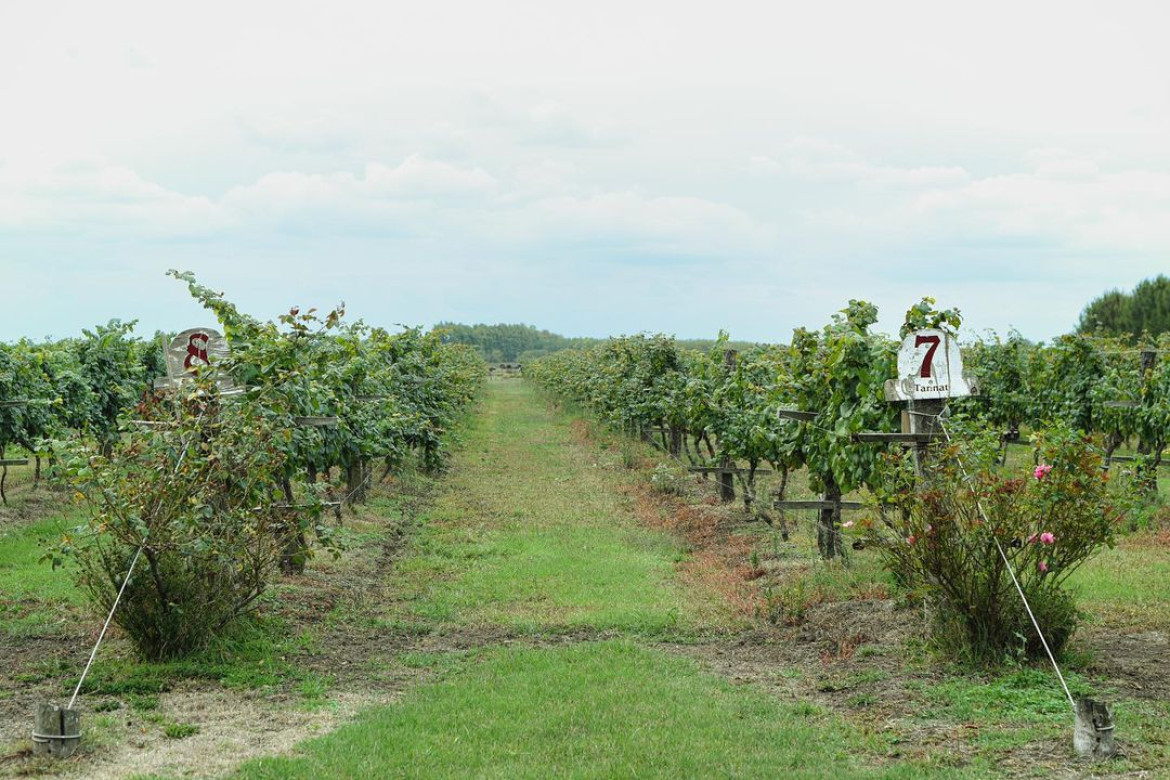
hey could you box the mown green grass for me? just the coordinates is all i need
[387,381,731,635]
[231,640,988,780]
[1070,539,1170,629]
[0,506,83,636]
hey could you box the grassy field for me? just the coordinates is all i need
[5,380,1170,778]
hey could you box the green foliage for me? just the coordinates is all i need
[956,332,1033,435]
[0,319,159,497]
[74,320,153,452]
[171,270,485,527]
[437,322,758,364]
[901,296,962,338]
[529,302,921,559]
[788,301,899,558]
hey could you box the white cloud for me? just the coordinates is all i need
[362,156,496,199]
[523,101,622,147]
[752,139,969,189]
[237,111,362,153]
[124,46,155,70]
[508,160,580,199]
[0,152,764,262]
[751,141,1170,261]
[220,156,495,235]
[0,158,222,237]
[492,191,773,259]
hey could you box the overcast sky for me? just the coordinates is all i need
[2,0,1169,344]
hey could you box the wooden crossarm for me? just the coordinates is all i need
[773,500,865,511]
[853,432,943,443]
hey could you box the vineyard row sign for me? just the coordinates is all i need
[154,327,238,393]
[885,329,976,402]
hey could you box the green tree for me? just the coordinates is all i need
[1077,275,1170,337]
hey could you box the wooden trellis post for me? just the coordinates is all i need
[0,399,30,504]
[1100,349,1161,494]
[772,407,862,550]
[1134,349,1159,493]
[687,465,772,492]
[714,349,739,501]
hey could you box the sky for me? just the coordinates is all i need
[2,0,1170,344]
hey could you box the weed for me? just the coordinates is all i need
[163,722,200,739]
[649,463,685,496]
[130,694,160,711]
[763,579,823,626]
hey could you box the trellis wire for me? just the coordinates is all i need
[68,545,143,709]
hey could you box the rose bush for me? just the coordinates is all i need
[871,421,1122,664]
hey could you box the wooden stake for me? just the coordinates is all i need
[33,703,81,758]
[776,408,819,422]
[1073,698,1116,759]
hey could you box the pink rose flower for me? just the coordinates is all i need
[1038,561,1049,573]
[907,535,917,546]
[1026,533,1038,544]
[1040,532,1056,545]
[1034,464,1052,480]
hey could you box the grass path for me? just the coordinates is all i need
[230,382,983,779]
[382,379,730,634]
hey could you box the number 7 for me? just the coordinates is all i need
[915,335,940,378]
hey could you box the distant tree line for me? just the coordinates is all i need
[435,322,760,364]
[1078,275,1170,338]
[435,323,598,363]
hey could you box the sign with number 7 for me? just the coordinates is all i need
[888,329,974,401]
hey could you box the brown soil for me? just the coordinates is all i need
[1082,628,1170,701]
